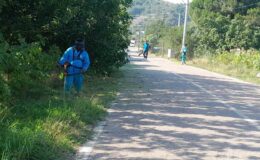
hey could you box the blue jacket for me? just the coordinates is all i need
[143,43,149,52]
[59,47,90,75]
[182,46,187,53]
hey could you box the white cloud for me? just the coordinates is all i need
[163,0,192,4]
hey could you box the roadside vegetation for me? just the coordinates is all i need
[0,73,120,160]
[191,50,260,84]
[135,0,260,83]
[0,0,132,159]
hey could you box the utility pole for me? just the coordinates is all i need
[182,0,189,47]
[178,13,181,27]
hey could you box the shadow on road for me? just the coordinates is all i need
[89,62,260,160]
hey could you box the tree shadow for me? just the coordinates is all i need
[88,63,260,160]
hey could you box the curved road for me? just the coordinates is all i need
[77,50,260,160]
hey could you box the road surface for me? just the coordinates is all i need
[77,49,260,160]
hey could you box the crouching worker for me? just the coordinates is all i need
[58,38,90,96]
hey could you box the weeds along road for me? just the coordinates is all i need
[78,48,260,160]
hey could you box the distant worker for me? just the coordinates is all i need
[181,44,188,65]
[143,40,150,59]
[58,38,91,96]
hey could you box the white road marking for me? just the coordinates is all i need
[76,58,260,160]
[76,121,106,160]
[171,71,260,131]
[76,101,117,160]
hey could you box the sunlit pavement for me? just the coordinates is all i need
[84,48,260,160]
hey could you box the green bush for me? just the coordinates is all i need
[190,0,260,56]
[0,36,57,100]
[213,50,260,70]
[0,0,132,75]
[0,0,132,159]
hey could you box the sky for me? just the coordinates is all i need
[163,0,192,4]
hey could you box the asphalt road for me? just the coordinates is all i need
[77,49,260,160]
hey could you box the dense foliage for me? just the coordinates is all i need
[190,0,260,55]
[0,36,55,102]
[0,0,132,100]
[142,0,259,59]
[0,1,132,159]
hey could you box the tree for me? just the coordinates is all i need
[190,0,260,55]
[0,0,133,101]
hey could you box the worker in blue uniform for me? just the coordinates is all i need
[59,38,90,95]
[143,41,150,59]
[181,44,188,65]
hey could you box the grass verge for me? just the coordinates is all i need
[190,54,260,84]
[0,72,121,160]
[153,50,260,84]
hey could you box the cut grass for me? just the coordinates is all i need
[0,71,121,160]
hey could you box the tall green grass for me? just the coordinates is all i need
[191,50,260,84]
[0,98,106,160]
[0,73,120,160]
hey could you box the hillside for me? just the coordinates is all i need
[129,0,185,31]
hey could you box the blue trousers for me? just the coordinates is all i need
[143,50,148,58]
[64,74,84,93]
[181,53,187,64]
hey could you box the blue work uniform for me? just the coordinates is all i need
[143,42,149,58]
[181,46,187,64]
[143,43,149,52]
[59,47,90,92]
